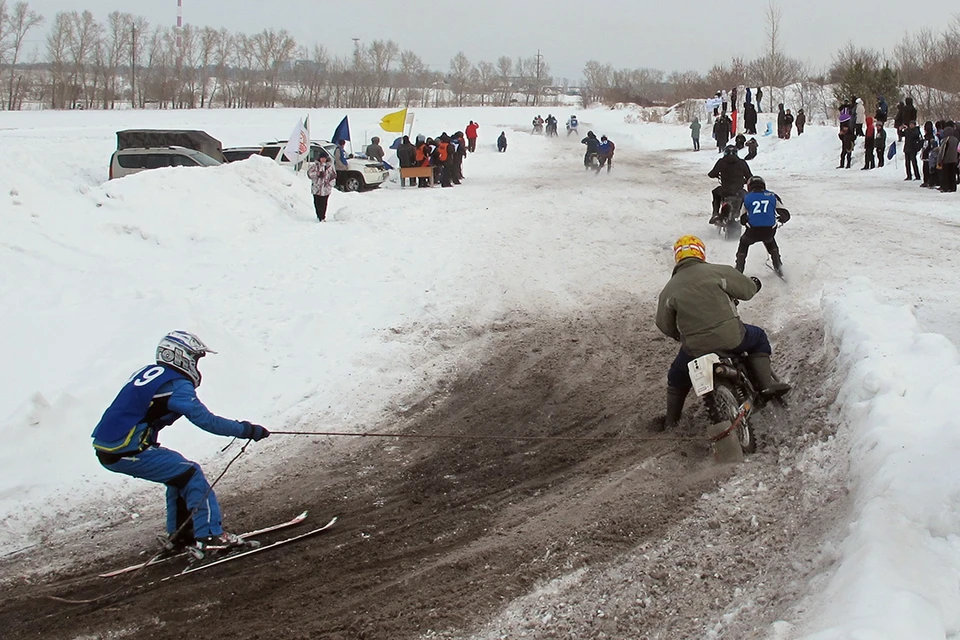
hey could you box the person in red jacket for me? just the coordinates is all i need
[465,121,479,153]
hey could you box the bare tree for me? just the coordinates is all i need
[475,60,496,106]
[581,60,611,107]
[495,55,512,105]
[2,2,43,109]
[448,51,472,107]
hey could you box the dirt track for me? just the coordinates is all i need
[0,299,843,639]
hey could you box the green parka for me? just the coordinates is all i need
[655,257,759,356]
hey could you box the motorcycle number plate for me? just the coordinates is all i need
[688,353,722,397]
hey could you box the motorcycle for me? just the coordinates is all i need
[532,122,544,135]
[713,187,744,241]
[584,152,600,171]
[686,346,788,456]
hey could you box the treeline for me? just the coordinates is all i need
[1,0,958,115]
[582,9,960,122]
[0,2,556,110]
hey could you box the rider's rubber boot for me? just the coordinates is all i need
[709,199,721,224]
[708,421,744,463]
[770,250,783,276]
[746,354,791,399]
[650,387,687,432]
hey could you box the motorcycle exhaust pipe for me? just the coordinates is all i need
[713,364,740,380]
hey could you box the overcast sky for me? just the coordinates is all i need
[20,0,960,80]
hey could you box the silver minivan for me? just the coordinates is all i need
[109,146,222,180]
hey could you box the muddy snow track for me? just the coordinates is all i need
[0,300,841,640]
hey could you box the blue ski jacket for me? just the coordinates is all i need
[92,364,247,455]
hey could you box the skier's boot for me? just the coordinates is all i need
[745,354,791,399]
[651,386,688,432]
[190,532,259,561]
[770,249,784,277]
[735,250,747,272]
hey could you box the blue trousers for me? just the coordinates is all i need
[667,323,772,391]
[102,447,222,539]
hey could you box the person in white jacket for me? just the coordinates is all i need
[855,98,866,137]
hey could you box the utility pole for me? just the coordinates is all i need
[130,23,137,109]
[534,49,543,106]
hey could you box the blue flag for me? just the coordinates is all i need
[887,141,897,160]
[389,136,402,150]
[332,116,350,143]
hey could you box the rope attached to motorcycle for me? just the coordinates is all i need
[46,439,253,606]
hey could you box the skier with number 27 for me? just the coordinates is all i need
[91,331,270,558]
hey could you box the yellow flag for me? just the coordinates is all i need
[380,108,407,133]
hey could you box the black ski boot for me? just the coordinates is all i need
[746,354,791,399]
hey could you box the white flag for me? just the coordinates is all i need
[283,115,311,167]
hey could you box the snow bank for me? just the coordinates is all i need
[796,278,960,638]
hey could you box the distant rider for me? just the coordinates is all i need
[91,331,270,557]
[653,236,791,430]
[581,131,600,168]
[737,175,790,275]
[566,115,579,136]
[708,144,752,224]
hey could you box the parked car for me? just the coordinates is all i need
[109,146,222,180]
[222,146,262,163]
[257,140,389,192]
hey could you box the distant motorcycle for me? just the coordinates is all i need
[712,186,744,241]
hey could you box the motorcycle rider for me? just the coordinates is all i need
[581,131,600,169]
[532,115,544,134]
[567,115,579,136]
[653,235,791,431]
[737,175,790,275]
[708,144,752,224]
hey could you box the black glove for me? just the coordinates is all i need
[241,421,270,441]
[751,276,762,292]
[739,213,749,227]
[776,207,791,224]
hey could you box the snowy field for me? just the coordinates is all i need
[2,104,960,638]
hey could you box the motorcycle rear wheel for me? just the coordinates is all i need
[705,381,756,453]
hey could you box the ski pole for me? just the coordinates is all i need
[268,430,699,443]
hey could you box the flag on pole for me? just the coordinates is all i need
[283,115,311,166]
[887,140,897,160]
[379,108,407,133]
[332,116,351,143]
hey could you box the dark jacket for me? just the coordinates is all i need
[902,98,918,125]
[581,134,600,154]
[940,128,959,165]
[795,111,806,129]
[874,127,887,150]
[397,141,416,168]
[708,154,752,190]
[713,116,732,140]
[902,126,922,155]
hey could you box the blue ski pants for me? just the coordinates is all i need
[667,323,772,391]
[101,446,222,539]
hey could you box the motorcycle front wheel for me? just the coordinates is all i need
[705,381,756,453]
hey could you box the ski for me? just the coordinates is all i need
[166,516,338,579]
[765,262,786,281]
[98,510,309,578]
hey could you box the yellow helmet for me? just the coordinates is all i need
[673,235,706,263]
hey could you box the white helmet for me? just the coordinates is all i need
[156,331,216,387]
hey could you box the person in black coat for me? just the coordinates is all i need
[743,103,758,135]
[783,109,795,139]
[581,131,600,167]
[795,109,806,135]
[894,101,906,138]
[902,97,918,126]
[901,120,922,180]
[874,121,887,168]
[396,135,417,186]
[497,131,507,152]
[708,145,752,222]
[713,115,732,152]
[777,104,787,138]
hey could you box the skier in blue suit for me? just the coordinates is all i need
[92,331,270,556]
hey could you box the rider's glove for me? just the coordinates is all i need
[739,213,749,227]
[241,421,270,441]
[750,276,762,292]
[776,207,791,224]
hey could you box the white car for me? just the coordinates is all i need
[258,140,389,192]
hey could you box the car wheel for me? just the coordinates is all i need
[343,173,362,192]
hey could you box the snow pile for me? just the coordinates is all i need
[791,278,960,638]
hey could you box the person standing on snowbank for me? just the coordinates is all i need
[91,332,270,556]
[307,152,337,221]
[497,131,507,152]
[465,121,479,153]
[691,117,702,151]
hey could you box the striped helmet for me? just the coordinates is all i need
[673,235,706,264]
[156,331,216,387]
